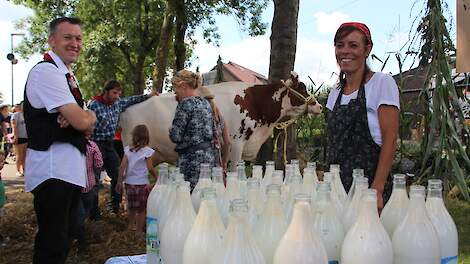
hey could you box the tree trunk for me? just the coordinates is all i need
[256,0,299,169]
[134,55,146,94]
[174,0,187,71]
[153,1,175,93]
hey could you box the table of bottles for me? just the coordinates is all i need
[145,160,459,264]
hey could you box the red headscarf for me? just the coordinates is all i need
[337,22,373,46]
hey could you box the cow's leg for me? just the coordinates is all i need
[228,141,244,172]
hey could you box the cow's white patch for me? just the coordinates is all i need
[272,87,286,101]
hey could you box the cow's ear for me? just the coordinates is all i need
[289,72,299,89]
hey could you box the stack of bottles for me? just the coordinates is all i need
[146,161,459,264]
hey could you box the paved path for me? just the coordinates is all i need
[1,156,24,189]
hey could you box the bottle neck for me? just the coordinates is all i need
[357,197,380,224]
[290,201,313,229]
[427,188,443,199]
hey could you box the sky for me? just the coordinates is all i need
[0,0,457,105]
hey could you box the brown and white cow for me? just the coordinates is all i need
[119,74,322,170]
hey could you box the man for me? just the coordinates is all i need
[88,79,157,214]
[23,17,96,264]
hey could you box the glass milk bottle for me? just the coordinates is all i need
[323,172,344,218]
[159,175,184,236]
[212,166,225,213]
[302,166,318,200]
[285,174,304,222]
[342,176,368,232]
[312,182,345,264]
[345,168,364,209]
[426,179,458,264]
[392,185,440,264]
[221,172,242,226]
[281,164,294,204]
[272,170,284,186]
[330,164,347,203]
[212,199,266,264]
[253,165,263,180]
[147,164,169,264]
[160,181,196,264]
[183,187,225,264]
[191,163,212,212]
[237,161,248,198]
[247,178,263,229]
[341,189,393,264]
[254,184,287,264]
[273,194,328,264]
[380,174,409,237]
[262,161,276,191]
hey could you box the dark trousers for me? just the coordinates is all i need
[77,186,98,243]
[89,171,101,220]
[96,140,121,212]
[32,179,81,264]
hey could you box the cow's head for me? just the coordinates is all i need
[280,72,323,118]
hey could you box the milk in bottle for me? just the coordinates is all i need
[254,184,287,264]
[426,179,458,264]
[392,185,440,264]
[341,189,393,264]
[147,164,169,264]
[160,181,196,264]
[183,187,225,264]
[380,174,409,237]
[211,199,266,264]
[313,182,344,264]
[191,163,212,212]
[273,194,328,264]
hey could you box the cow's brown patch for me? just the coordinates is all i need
[289,82,311,107]
[234,83,285,126]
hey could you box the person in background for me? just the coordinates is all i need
[76,134,103,251]
[113,126,124,160]
[197,86,231,171]
[326,22,399,212]
[0,105,13,159]
[116,124,156,234]
[23,17,96,263]
[169,69,215,190]
[0,151,8,247]
[88,80,158,215]
[11,102,27,176]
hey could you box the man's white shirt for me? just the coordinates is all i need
[24,51,86,192]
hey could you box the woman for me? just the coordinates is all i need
[326,22,399,211]
[198,86,232,172]
[169,69,215,190]
[11,102,27,176]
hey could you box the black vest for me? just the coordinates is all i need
[23,60,87,154]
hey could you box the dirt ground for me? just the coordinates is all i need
[0,186,145,264]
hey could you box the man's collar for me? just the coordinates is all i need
[46,51,70,74]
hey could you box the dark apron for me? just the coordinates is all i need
[327,84,392,202]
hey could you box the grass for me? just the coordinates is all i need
[447,199,470,264]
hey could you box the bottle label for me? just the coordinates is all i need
[441,255,458,264]
[146,217,160,255]
[328,261,339,264]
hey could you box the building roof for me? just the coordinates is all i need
[221,61,268,85]
[202,60,268,85]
